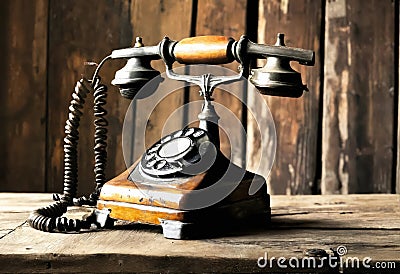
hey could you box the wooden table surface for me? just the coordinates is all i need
[0,193,399,273]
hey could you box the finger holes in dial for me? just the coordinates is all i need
[161,135,172,143]
[192,129,205,138]
[184,128,195,136]
[174,130,184,137]
[145,153,156,160]
[146,159,157,168]
[155,160,167,170]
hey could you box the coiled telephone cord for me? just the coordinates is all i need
[27,77,109,232]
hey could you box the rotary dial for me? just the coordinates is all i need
[140,127,209,177]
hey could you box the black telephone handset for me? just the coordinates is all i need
[28,34,314,239]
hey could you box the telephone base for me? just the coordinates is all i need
[97,195,270,239]
[97,157,271,239]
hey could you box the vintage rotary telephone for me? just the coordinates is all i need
[28,34,314,239]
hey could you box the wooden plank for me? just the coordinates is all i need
[1,193,398,231]
[0,194,52,238]
[2,193,398,230]
[322,0,395,194]
[250,0,322,194]
[270,194,400,230]
[191,0,248,168]
[0,0,48,192]
[46,0,132,195]
[0,193,399,273]
[1,229,399,273]
[397,0,400,195]
[0,214,25,239]
[128,0,194,163]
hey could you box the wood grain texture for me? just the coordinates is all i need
[98,160,267,209]
[0,194,51,238]
[0,1,399,195]
[0,0,48,192]
[322,0,395,194]
[192,0,248,168]
[0,193,399,273]
[128,0,193,162]
[250,0,322,195]
[46,0,132,195]
[174,36,234,64]
[397,1,400,195]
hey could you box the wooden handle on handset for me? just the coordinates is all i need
[173,36,234,64]
[111,35,315,66]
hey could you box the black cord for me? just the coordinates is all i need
[72,77,109,206]
[28,74,109,232]
[92,55,112,83]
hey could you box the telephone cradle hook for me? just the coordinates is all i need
[165,65,244,149]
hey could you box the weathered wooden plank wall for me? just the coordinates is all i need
[322,0,395,194]
[0,0,398,195]
[0,0,48,192]
[397,0,400,195]
[248,0,322,195]
[46,0,133,195]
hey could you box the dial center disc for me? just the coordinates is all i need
[158,137,192,158]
